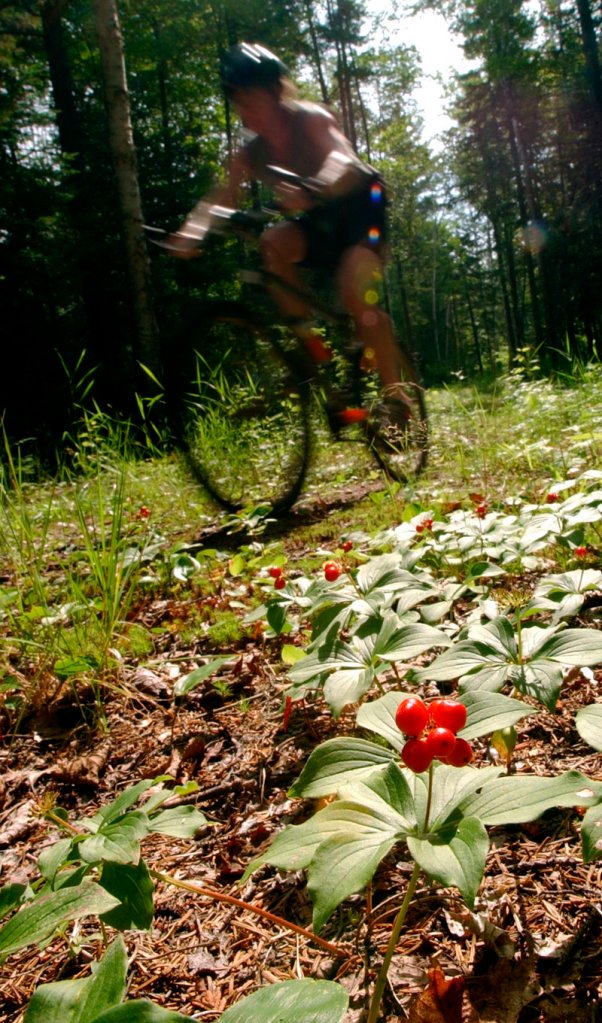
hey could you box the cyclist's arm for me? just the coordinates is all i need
[168,151,251,255]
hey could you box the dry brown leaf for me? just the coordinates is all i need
[407,968,467,1023]
[0,799,36,847]
[50,740,111,786]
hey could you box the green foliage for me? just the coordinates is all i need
[246,688,602,930]
[0,780,206,960]
[23,942,346,1023]
[217,979,349,1023]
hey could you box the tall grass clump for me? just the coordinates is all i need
[0,411,165,731]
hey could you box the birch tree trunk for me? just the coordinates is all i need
[91,0,160,379]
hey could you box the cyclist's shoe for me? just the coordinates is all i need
[367,397,412,452]
[326,400,369,437]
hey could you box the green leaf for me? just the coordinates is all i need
[308,830,397,932]
[78,812,149,865]
[458,691,537,740]
[147,806,207,838]
[415,640,503,682]
[24,936,128,1023]
[243,816,326,878]
[515,660,564,710]
[84,781,156,830]
[99,861,155,931]
[356,555,413,596]
[267,602,289,635]
[580,802,602,862]
[575,704,602,751]
[38,839,75,885]
[173,657,231,698]
[0,881,120,959]
[54,656,99,680]
[372,615,451,662]
[356,690,415,751]
[535,628,602,666]
[460,770,602,825]
[93,1003,191,1022]
[412,765,504,833]
[407,816,489,908]
[323,661,375,717]
[0,883,31,920]
[303,790,410,931]
[289,738,396,798]
[281,644,306,665]
[217,979,348,1023]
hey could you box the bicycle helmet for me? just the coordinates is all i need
[221,42,288,97]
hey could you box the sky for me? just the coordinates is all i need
[363,1,471,147]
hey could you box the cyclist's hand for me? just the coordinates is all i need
[164,231,203,259]
[275,181,314,212]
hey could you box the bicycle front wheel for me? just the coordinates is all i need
[178,304,311,514]
[351,337,428,481]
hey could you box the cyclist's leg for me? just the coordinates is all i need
[260,221,310,320]
[336,244,407,397]
[260,222,331,371]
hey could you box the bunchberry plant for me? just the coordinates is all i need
[243,689,602,1022]
[0,779,206,960]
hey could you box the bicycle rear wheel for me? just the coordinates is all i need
[350,336,428,481]
[178,303,311,514]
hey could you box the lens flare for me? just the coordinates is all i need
[517,220,548,255]
[370,182,383,201]
[368,226,381,244]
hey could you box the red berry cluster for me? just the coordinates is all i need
[415,517,433,534]
[268,565,286,589]
[395,697,473,773]
[323,561,342,582]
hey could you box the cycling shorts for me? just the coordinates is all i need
[298,174,388,272]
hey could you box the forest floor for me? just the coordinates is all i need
[1,378,602,1022]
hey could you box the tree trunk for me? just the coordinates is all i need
[41,0,126,380]
[575,0,602,113]
[91,0,160,380]
[304,0,330,103]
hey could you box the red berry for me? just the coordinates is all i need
[268,566,282,578]
[546,492,559,504]
[274,576,286,590]
[402,738,434,773]
[446,738,474,767]
[430,699,467,734]
[137,505,150,519]
[425,727,457,759]
[395,697,430,737]
[341,540,353,552]
[475,502,488,518]
[324,561,341,582]
[575,546,588,558]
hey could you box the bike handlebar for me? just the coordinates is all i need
[144,166,324,253]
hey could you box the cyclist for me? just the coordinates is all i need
[169,42,407,420]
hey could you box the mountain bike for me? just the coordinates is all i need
[147,193,427,515]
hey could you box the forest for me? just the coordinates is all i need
[2,0,602,452]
